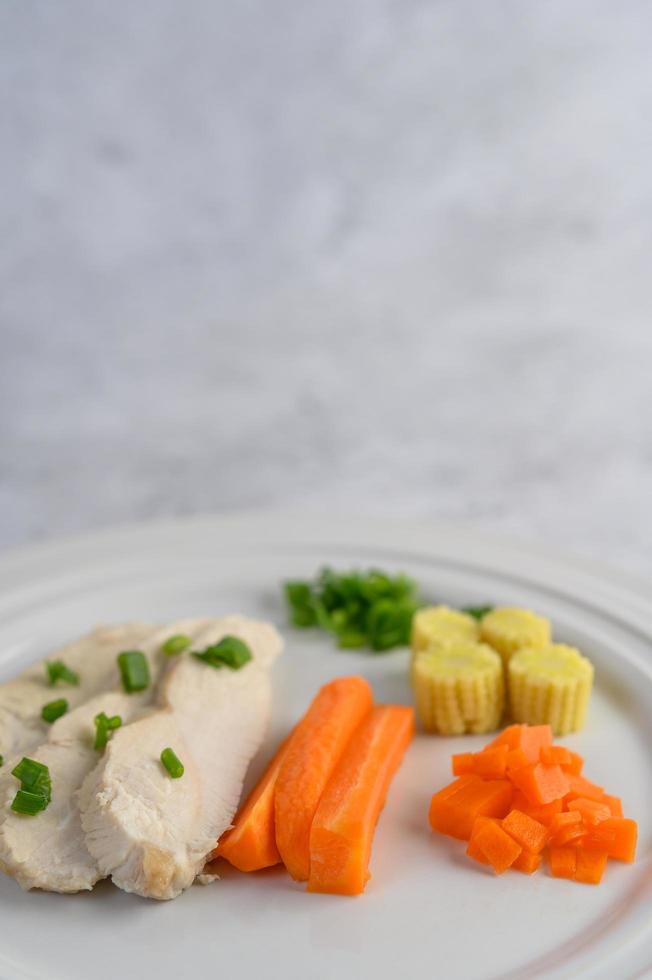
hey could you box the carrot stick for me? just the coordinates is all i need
[307,705,414,895]
[275,675,374,881]
[217,735,292,872]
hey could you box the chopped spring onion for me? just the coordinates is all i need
[161,634,192,656]
[0,754,3,767]
[160,747,184,779]
[11,757,51,799]
[10,757,52,815]
[117,650,150,693]
[11,789,49,815]
[284,568,419,652]
[94,712,122,751]
[41,698,68,724]
[461,605,494,621]
[46,660,80,687]
[193,635,252,670]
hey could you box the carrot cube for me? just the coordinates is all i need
[517,725,553,761]
[540,745,572,766]
[429,776,513,841]
[582,818,637,862]
[562,750,584,775]
[512,849,542,874]
[603,794,623,818]
[566,774,604,802]
[575,849,608,885]
[472,746,508,779]
[506,747,530,772]
[486,725,522,750]
[511,762,570,806]
[472,819,522,873]
[549,846,577,879]
[567,797,611,826]
[452,753,475,776]
[502,809,548,854]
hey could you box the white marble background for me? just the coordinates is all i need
[1,1,651,574]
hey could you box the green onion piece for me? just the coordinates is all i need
[366,598,417,652]
[284,581,318,627]
[0,755,4,767]
[94,712,122,751]
[160,747,184,779]
[193,635,252,671]
[117,650,150,693]
[10,757,52,814]
[461,605,494,621]
[11,757,51,801]
[161,634,192,656]
[41,698,68,724]
[11,789,49,815]
[46,660,80,687]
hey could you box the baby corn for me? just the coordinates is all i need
[508,643,594,735]
[411,606,479,654]
[480,607,551,665]
[412,641,504,735]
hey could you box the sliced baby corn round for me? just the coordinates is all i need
[411,606,479,654]
[412,641,504,735]
[508,643,594,735]
[480,607,551,665]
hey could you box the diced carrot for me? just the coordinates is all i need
[452,752,475,776]
[512,849,542,874]
[502,810,548,854]
[486,724,522,750]
[506,747,530,772]
[581,818,637,862]
[552,823,586,847]
[466,837,490,865]
[218,734,291,871]
[307,705,414,895]
[549,810,582,834]
[549,846,577,879]
[540,745,572,766]
[472,746,508,779]
[567,797,611,826]
[603,794,623,818]
[429,777,513,841]
[517,725,553,761]
[511,791,563,826]
[565,774,604,803]
[275,676,373,881]
[472,819,522,873]
[575,849,608,885]
[511,762,570,806]
[466,816,496,865]
[562,750,584,775]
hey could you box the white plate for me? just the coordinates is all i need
[0,514,650,980]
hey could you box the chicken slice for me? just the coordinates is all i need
[0,619,213,893]
[80,616,282,900]
[0,624,156,761]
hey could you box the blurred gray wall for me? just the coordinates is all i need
[1,1,651,571]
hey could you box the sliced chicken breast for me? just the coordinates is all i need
[0,624,155,761]
[80,616,282,900]
[0,619,214,893]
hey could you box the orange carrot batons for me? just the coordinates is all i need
[275,676,374,881]
[307,705,414,896]
[217,735,292,872]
